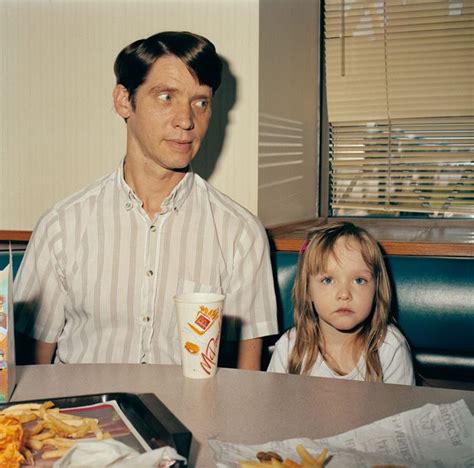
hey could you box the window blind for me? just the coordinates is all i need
[324,0,474,217]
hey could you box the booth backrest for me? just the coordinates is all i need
[271,251,474,387]
[0,251,25,279]
[2,249,473,387]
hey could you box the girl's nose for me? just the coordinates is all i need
[337,285,352,301]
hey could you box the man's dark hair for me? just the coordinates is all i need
[114,31,222,109]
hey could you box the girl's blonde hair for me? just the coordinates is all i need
[288,222,392,381]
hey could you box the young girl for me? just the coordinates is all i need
[268,222,415,385]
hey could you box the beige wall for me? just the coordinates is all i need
[0,0,259,230]
[1,0,320,231]
[258,0,319,226]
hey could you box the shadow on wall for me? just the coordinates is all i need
[192,56,237,180]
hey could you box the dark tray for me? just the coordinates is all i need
[0,392,191,466]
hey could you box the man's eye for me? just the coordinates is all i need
[354,277,368,285]
[158,93,171,102]
[321,276,333,285]
[195,99,209,109]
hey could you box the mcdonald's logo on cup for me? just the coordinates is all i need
[174,293,225,379]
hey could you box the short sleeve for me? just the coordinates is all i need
[222,218,278,341]
[380,326,416,385]
[14,211,67,343]
[267,331,292,373]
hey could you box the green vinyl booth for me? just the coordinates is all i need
[2,249,473,388]
[268,251,474,389]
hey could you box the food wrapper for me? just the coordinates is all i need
[52,439,186,467]
[0,258,16,402]
[209,399,474,467]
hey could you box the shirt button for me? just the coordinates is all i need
[150,225,156,232]
[143,316,151,322]
[125,202,133,211]
[141,360,147,364]
[146,270,153,277]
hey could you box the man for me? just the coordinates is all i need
[14,31,277,369]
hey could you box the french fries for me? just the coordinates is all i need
[240,444,329,468]
[0,401,111,464]
[297,445,328,467]
[0,415,24,467]
[239,444,328,468]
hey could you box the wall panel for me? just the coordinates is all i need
[0,0,259,230]
[258,0,319,226]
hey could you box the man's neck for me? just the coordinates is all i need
[123,157,187,219]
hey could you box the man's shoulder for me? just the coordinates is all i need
[32,170,116,235]
[194,174,262,225]
[49,171,116,216]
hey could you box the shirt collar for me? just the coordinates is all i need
[116,158,194,213]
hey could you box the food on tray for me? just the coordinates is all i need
[257,451,283,462]
[240,444,328,468]
[0,400,111,465]
[0,414,24,466]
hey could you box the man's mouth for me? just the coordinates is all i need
[167,139,193,151]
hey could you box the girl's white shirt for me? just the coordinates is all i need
[267,324,416,385]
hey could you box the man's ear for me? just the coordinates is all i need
[113,84,132,119]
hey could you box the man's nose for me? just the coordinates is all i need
[173,104,194,130]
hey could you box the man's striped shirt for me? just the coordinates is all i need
[14,162,278,364]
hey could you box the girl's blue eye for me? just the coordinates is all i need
[354,277,368,285]
[321,276,333,285]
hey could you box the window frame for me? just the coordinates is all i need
[317,0,473,229]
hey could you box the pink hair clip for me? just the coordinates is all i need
[299,239,309,255]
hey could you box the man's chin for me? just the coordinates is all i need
[173,164,191,174]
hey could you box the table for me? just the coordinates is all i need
[11,365,474,466]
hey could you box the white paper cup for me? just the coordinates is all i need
[174,292,225,379]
